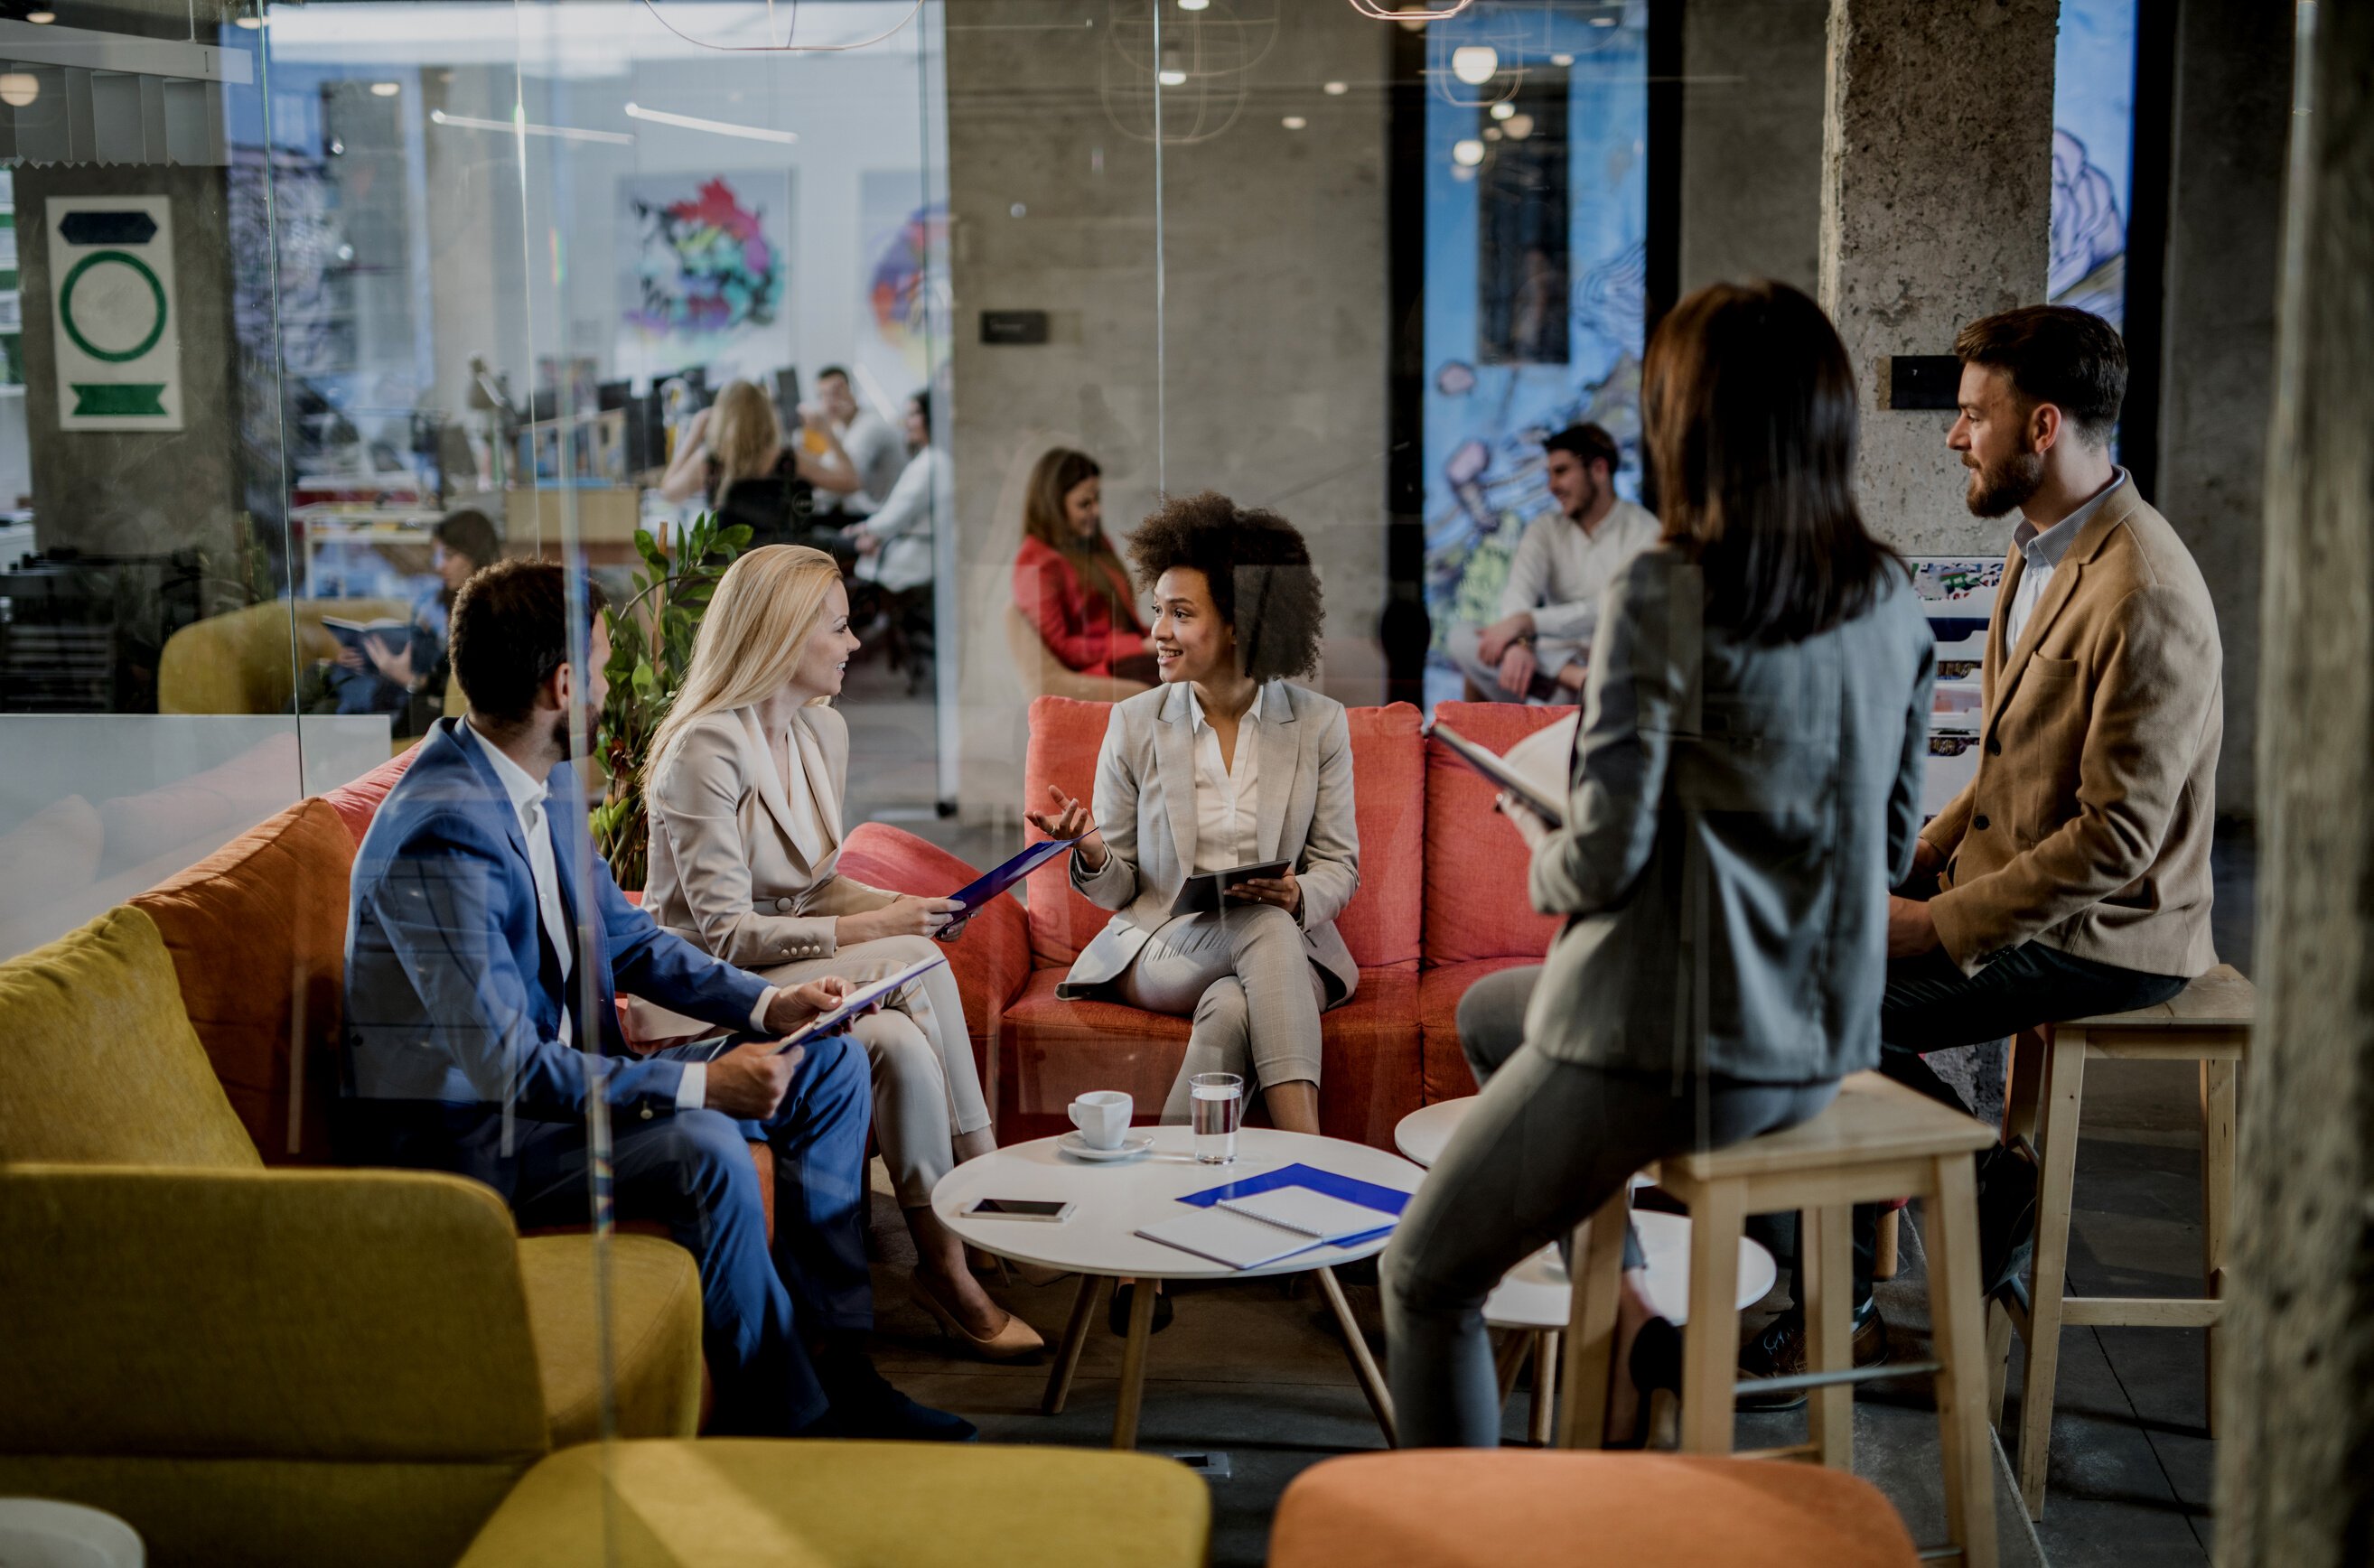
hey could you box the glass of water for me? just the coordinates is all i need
[1190,1072,1244,1164]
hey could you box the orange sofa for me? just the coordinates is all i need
[841,696,1578,1149]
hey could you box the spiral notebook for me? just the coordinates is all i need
[1136,1173,1407,1270]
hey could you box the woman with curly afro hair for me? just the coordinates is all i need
[1027,490,1357,1136]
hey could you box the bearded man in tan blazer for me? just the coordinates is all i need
[1743,304,2224,1396]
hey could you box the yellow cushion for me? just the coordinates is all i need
[0,906,259,1167]
[456,1439,1212,1568]
[518,1234,705,1445]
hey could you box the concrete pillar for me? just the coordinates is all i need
[2156,0,2294,819]
[1678,0,1826,296]
[1818,0,2060,555]
[2216,5,2374,1563]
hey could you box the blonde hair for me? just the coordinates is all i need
[646,545,845,786]
[706,379,782,504]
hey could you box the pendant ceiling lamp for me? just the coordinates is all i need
[636,0,921,52]
[1343,0,1476,18]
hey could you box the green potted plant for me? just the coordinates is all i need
[592,511,751,890]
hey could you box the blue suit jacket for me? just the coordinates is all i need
[339,718,770,1193]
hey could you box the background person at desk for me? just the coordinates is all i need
[636,544,1038,1362]
[1028,493,1359,1137]
[658,378,860,555]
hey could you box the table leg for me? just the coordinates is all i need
[1317,1265,1397,1447]
[1111,1274,1161,1449]
[1495,1330,1530,1405]
[1528,1330,1560,1447]
[1042,1274,1108,1417]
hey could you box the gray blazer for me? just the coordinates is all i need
[1522,547,1934,1082]
[1061,679,1361,1000]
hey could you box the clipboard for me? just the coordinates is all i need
[936,836,1080,939]
[1426,721,1568,828]
[771,953,948,1054]
[1167,859,1292,918]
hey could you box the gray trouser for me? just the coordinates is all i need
[1381,965,1838,1448]
[1114,905,1331,1121]
[1445,621,1586,704]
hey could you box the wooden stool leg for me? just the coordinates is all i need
[2002,1027,2048,1149]
[1928,1153,2001,1568]
[2201,1058,2237,1439]
[1802,1204,1855,1470]
[1529,1330,1560,1446]
[1678,1184,1745,1456]
[1873,1208,1902,1281]
[1985,1295,2014,1427]
[1555,1188,1631,1450]
[2018,1026,2089,1520]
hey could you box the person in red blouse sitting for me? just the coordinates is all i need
[1013,448,1161,684]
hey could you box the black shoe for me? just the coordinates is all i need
[1976,1143,2039,1298]
[1735,1299,1889,1413]
[813,1348,978,1442]
[1108,1282,1174,1336]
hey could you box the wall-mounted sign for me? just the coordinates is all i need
[48,195,181,432]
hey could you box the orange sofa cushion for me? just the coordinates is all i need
[321,742,422,846]
[1416,957,1540,1104]
[1422,702,1573,966]
[995,966,1420,1148]
[1269,1451,1920,1568]
[1020,696,1427,972]
[128,798,358,1164]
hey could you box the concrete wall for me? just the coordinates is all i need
[945,0,1391,821]
[1819,0,2060,557]
[2157,0,2292,817]
[1679,0,1826,295]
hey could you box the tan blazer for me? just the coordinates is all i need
[1921,484,2221,978]
[642,705,898,972]
[1062,679,1361,1001]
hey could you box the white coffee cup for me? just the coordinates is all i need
[1068,1089,1133,1151]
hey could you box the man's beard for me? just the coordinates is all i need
[1566,474,1604,521]
[1964,449,2046,518]
[551,710,577,761]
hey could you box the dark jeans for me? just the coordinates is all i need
[508,1032,874,1434]
[1754,938,2187,1311]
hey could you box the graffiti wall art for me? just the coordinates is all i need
[616,172,792,379]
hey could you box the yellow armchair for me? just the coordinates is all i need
[157,597,411,715]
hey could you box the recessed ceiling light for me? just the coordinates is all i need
[1323,80,1348,96]
[1157,69,1187,86]
[25,10,54,23]
[235,13,262,25]
[1490,100,1513,120]
[1452,137,1483,167]
[1504,113,1533,139]
[370,81,400,97]
[1550,51,1574,66]
[1590,14,1617,24]
[1282,115,1307,129]
[0,72,37,106]
[1178,0,1210,9]
[1450,45,1497,85]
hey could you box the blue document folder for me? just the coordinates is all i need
[937,836,1080,938]
[1177,1162,1413,1250]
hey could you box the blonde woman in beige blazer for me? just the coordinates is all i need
[641,545,1039,1360]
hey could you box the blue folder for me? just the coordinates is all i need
[937,836,1080,939]
[1176,1162,1412,1250]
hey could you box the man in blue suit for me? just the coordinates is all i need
[341,559,970,1442]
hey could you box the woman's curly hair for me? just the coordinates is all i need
[1126,490,1325,683]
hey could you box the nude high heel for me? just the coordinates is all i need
[911,1271,1045,1361]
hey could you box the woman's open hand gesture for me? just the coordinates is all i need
[1026,784,1108,873]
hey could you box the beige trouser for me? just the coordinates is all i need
[1114,905,1333,1123]
[636,933,986,1207]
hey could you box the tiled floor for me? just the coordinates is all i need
[843,652,2250,1566]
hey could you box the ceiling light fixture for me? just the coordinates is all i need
[1323,79,1348,95]
[1178,0,1210,9]
[0,72,37,106]
[1449,44,1497,84]
[235,13,262,26]
[1452,137,1483,166]
[430,107,634,145]
[1343,0,1476,19]
[1157,69,1187,86]
[1489,99,1513,120]
[1504,113,1533,139]
[25,9,55,22]
[623,101,798,143]
[1590,13,1617,24]
[1282,115,1306,129]
[1550,51,1573,66]
[634,0,921,53]
[369,81,400,97]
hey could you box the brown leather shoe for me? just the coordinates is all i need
[1735,1300,1889,1412]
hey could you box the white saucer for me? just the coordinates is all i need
[1058,1132,1155,1162]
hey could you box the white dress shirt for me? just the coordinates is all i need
[463,721,777,1113]
[1499,497,1662,646]
[1183,682,1265,876]
[2006,469,2126,651]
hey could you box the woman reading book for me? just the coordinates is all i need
[638,544,1039,1361]
[1380,280,1936,1448]
[1027,493,1359,1138]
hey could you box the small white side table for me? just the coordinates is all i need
[935,1125,1424,1449]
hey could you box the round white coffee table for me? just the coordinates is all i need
[935,1125,1423,1449]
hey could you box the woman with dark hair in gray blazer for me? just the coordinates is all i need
[1028,492,1357,1137]
[1382,280,1937,1448]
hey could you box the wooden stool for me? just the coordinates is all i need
[1989,963,2252,1520]
[1555,1071,2000,1568]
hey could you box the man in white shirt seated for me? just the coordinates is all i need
[1447,422,1661,703]
[809,366,906,521]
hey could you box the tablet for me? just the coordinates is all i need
[1168,859,1293,918]
[1427,721,1568,828]
[772,953,949,1054]
[936,836,1080,938]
